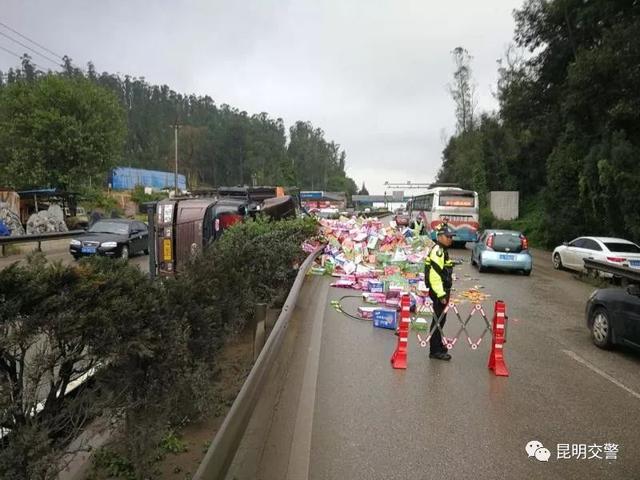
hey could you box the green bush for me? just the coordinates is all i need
[0,217,318,479]
[79,186,118,212]
[175,216,318,360]
[130,185,167,205]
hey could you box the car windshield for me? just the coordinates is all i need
[492,232,522,252]
[604,242,640,253]
[88,221,129,235]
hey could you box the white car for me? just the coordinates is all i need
[552,236,640,273]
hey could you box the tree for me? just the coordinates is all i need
[0,75,125,189]
[449,47,477,134]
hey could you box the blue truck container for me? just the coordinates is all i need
[109,167,187,191]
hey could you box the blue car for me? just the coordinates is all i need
[470,229,532,275]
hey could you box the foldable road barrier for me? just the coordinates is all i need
[392,294,510,376]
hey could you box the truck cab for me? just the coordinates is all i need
[151,187,296,277]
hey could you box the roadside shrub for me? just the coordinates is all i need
[129,185,167,206]
[0,216,318,479]
[79,186,118,212]
[178,216,318,356]
[0,256,188,479]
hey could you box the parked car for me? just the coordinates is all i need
[69,219,149,260]
[552,237,640,274]
[394,209,410,227]
[585,283,640,350]
[471,229,532,275]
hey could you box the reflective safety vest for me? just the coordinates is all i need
[424,244,454,299]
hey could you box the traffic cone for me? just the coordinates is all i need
[391,293,411,369]
[488,300,509,377]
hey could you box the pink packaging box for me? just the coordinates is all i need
[385,298,401,308]
[330,279,356,289]
[362,292,386,304]
[357,306,376,319]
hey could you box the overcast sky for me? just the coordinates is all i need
[2,0,524,194]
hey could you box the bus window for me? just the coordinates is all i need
[424,194,434,211]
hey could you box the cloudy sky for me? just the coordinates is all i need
[1,0,524,194]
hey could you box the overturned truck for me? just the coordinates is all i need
[149,187,296,277]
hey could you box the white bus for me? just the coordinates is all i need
[407,186,479,243]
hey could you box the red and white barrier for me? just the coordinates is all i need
[390,294,411,369]
[488,300,509,377]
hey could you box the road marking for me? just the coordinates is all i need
[286,280,327,480]
[562,349,640,401]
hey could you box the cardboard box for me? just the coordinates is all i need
[358,306,377,319]
[368,279,384,293]
[362,292,387,304]
[373,309,397,330]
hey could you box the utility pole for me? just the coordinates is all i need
[171,124,181,195]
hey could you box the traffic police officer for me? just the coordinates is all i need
[425,223,455,360]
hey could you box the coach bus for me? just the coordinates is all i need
[407,186,479,243]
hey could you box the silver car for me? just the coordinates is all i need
[552,236,640,274]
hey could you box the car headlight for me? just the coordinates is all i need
[70,239,81,246]
[101,241,117,248]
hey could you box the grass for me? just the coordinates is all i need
[1,244,22,256]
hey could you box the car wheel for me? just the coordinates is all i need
[143,248,149,255]
[470,254,476,266]
[120,245,129,260]
[590,307,613,349]
[523,269,531,276]
[553,253,563,270]
[72,255,81,261]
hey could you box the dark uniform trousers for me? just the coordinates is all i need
[429,289,450,354]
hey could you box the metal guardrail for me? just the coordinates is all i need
[583,258,640,283]
[193,245,324,480]
[0,230,84,256]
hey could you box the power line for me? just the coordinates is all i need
[0,30,61,67]
[0,43,43,70]
[0,20,62,60]
[0,43,20,59]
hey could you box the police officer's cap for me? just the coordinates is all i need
[435,223,455,237]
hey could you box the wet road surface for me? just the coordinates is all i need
[299,248,640,480]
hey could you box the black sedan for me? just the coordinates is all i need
[69,219,149,260]
[586,284,640,351]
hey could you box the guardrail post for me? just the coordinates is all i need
[193,246,323,480]
[1,244,5,257]
[265,307,280,333]
[253,303,267,361]
[37,240,42,252]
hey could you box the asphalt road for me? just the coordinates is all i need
[281,248,640,480]
[0,239,150,272]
